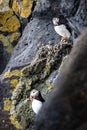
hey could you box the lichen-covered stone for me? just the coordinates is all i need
[22,43,72,82]
[0,10,13,24]
[45,70,58,92]
[10,80,32,129]
[3,69,24,79]
[0,15,20,32]
[0,34,13,53]
[10,114,22,129]
[1,0,87,130]
[0,0,20,32]
[8,32,21,46]
[12,0,33,18]
[0,33,20,54]
[4,98,12,111]
[0,0,10,12]
[10,79,19,88]
[3,43,71,129]
[0,0,21,64]
[0,0,21,76]
[3,69,24,94]
[2,42,72,129]
[0,110,17,130]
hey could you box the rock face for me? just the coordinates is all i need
[0,0,87,130]
[0,0,33,74]
[12,0,33,18]
[35,28,87,130]
[0,0,21,74]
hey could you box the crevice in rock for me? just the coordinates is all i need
[69,0,81,17]
[28,0,37,21]
[0,43,10,74]
[19,0,37,34]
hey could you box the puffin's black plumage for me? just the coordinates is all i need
[35,91,45,102]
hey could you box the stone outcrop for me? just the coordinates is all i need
[0,0,20,73]
[12,0,33,18]
[0,0,33,74]
[0,0,87,130]
[3,43,72,129]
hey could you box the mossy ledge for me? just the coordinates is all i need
[3,42,72,129]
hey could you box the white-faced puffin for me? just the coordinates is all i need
[29,89,45,114]
[53,17,71,41]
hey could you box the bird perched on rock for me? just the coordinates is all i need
[53,18,71,41]
[35,29,87,130]
[29,89,45,114]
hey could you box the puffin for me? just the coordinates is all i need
[53,17,71,41]
[29,89,45,114]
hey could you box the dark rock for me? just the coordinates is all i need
[0,42,10,74]
[3,0,87,72]
[4,17,60,71]
[0,111,17,130]
[67,0,87,40]
[0,0,87,130]
[35,29,87,130]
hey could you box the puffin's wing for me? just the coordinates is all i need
[55,25,70,38]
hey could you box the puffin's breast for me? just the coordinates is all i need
[54,25,70,38]
[32,99,43,114]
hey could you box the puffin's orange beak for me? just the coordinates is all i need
[29,96,33,101]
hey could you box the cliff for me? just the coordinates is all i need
[0,0,87,130]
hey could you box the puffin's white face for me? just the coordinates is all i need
[30,89,39,101]
[52,18,59,26]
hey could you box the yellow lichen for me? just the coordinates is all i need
[21,0,33,18]
[10,115,22,129]
[3,69,24,79]
[3,70,11,79]
[12,0,33,18]
[9,89,13,94]
[5,15,20,32]
[0,10,13,24]
[8,32,21,43]
[6,45,13,53]
[44,64,51,73]
[4,98,12,111]
[0,34,13,53]
[10,79,19,87]
[0,32,20,53]
[11,70,24,77]
[0,15,20,32]
[45,80,53,92]
[12,0,20,15]
[0,34,9,46]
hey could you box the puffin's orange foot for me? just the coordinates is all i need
[61,36,69,42]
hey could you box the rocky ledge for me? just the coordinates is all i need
[0,0,87,130]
